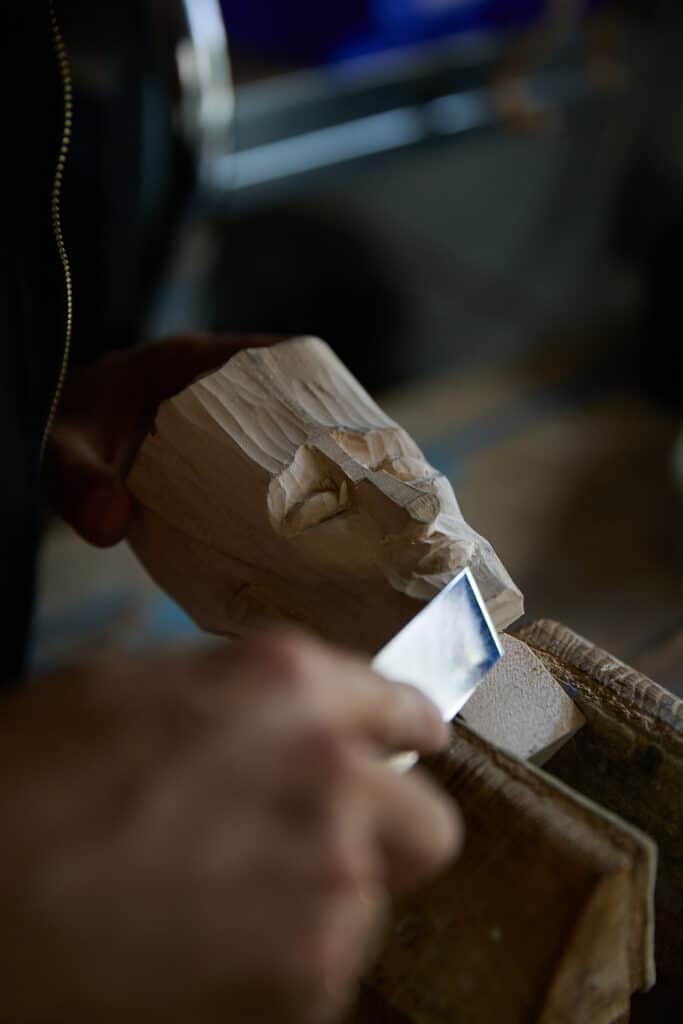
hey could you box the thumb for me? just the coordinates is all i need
[48,432,134,547]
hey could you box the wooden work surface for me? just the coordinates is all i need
[354,620,683,1024]
[520,620,683,1022]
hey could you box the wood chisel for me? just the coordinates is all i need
[373,567,504,766]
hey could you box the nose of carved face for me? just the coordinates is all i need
[267,427,452,550]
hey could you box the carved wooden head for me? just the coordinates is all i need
[128,338,522,652]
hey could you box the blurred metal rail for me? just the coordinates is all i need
[211,42,595,200]
[159,3,607,202]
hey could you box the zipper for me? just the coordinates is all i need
[40,0,74,465]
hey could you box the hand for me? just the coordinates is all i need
[47,333,280,547]
[0,630,461,1023]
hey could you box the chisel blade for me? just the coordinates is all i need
[373,567,503,724]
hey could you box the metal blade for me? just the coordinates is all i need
[373,567,503,723]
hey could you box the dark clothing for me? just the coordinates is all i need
[1,3,188,683]
[1,5,63,683]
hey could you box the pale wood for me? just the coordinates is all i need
[518,620,683,1021]
[459,634,586,765]
[127,337,523,653]
[355,720,656,1024]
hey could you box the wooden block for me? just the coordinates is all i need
[127,337,523,653]
[459,634,585,765]
[355,721,655,1024]
[518,621,683,1022]
[353,622,683,1023]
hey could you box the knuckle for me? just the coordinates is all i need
[251,630,318,692]
[277,723,354,803]
[300,724,353,782]
[395,682,446,745]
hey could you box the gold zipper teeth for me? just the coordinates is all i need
[40,0,74,466]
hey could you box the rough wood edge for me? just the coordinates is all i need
[517,620,683,748]
[441,722,657,996]
[538,868,633,1024]
[360,721,657,1024]
[460,632,587,766]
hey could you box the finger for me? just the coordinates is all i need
[47,427,133,547]
[219,629,448,756]
[218,629,448,756]
[318,653,449,756]
[271,731,460,895]
[369,763,463,893]
[361,677,449,755]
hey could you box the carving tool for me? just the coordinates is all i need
[373,567,503,756]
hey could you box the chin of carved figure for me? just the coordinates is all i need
[128,337,523,653]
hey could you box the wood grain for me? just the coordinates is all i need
[460,634,586,765]
[355,721,655,1024]
[127,338,523,653]
[518,620,683,1021]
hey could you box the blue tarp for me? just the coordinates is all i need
[219,1,602,65]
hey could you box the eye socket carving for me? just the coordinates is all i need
[267,430,440,539]
[282,477,352,534]
[268,446,352,537]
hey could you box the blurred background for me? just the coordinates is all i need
[38,0,683,693]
